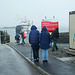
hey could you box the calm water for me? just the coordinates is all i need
[0,28,69,45]
[57,43,69,46]
[0,28,29,43]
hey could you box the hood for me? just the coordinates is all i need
[31,25,37,30]
[56,28,58,31]
[55,28,59,32]
[42,26,47,31]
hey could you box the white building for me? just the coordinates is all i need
[69,11,75,50]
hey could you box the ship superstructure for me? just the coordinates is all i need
[16,19,32,35]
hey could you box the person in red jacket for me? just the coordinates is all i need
[21,31,27,44]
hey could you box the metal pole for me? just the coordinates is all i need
[31,47,32,61]
[0,31,1,44]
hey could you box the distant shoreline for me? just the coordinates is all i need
[0,27,16,29]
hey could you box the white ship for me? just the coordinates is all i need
[16,19,33,34]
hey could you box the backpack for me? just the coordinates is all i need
[23,31,27,38]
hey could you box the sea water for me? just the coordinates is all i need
[0,28,29,43]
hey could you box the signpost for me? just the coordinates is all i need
[41,20,59,31]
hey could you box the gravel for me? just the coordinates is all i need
[48,45,75,65]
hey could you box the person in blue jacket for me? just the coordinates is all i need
[29,25,40,62]
[15,34,20,43]
[40,26,51,63]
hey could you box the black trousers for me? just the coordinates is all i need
[32,44,39,59]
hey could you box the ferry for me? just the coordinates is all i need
[16,19,32,35]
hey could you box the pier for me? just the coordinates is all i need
[1,42,74,75]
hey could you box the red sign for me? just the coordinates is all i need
[41,21,59,31]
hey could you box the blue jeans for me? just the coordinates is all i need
[42,49,48,60]
[22,38,25,44]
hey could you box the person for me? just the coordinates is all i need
[21,31,27,44]
[29,25,40,62]
[15,34,20,43]
[40,26,51,63]
[52,28,59,51]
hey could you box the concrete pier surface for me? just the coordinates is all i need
[8,42,75,75]
[0,44,41,75]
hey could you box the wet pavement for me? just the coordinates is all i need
[57,57,75,61]
[0,44,41,75]
[8,42,75,75]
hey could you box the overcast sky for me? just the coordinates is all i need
[0,0,75,32]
